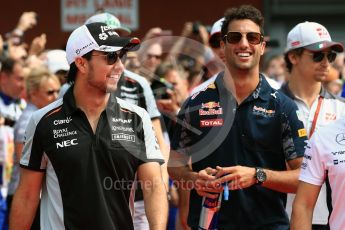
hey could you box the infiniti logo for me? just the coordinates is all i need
[336,133,345,145]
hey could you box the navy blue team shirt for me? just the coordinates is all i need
[171,72,307,230]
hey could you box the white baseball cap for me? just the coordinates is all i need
[85,12,131,36]
[209,17,224,45]
[66,22,140,65]
[45,49,69,73]
[286,21,343,52]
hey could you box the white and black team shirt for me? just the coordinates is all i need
[20,87,164,230]
[300,117,345,230]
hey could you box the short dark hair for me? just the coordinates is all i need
[66,51,93,84]
[0,56,16,74]
[221,5,264,40]
[284,48,304,73]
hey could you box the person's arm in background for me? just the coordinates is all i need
[152,118,170,188]
[9,168,43,230]
[291,182,321,230]
[139,162,168,230]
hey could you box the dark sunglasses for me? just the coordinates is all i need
[223,31,264,45]
[305,51,337,63]
[209,34,222,48]
[46,89,60,96]
[91,51,127,65]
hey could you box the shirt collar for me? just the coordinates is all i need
[0,91,19,106]
[62,85,78,116]
[62,84,119,116]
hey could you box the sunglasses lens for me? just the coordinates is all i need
[107,52,118,65]
[47,90,59,95]
[210,35,221,48]
[312,52,337,63]
[226,32,242,44]
[225,32,262,45]
[312,52,325,62]
[247,32,262,45]
[327,52,337,63]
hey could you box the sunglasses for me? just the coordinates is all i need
[304,51,337,63]
[223,31,264,45]
[46,89,60,96]
[91,51,127,65]
[209,34,222,48]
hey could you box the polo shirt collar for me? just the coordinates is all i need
[62,84,119,116]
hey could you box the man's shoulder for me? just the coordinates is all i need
[115,97,147,117]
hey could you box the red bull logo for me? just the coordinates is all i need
[201,101,220,109]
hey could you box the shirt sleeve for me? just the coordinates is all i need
[140,77,161,119]
[280,96,308,160]
[20,113,47,171]
[299,132,325,186]
[141,109,164,164]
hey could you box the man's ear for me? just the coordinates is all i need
[287,52,298,65]
[75,57,88,74]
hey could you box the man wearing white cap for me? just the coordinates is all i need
[84,12,170,230]
[281,22,345,230]
[10,22,168,230]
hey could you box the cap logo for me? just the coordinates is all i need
[291,41,300,47]
[315,27,329,39]
[99,25,119,40]
[75,41,94,54]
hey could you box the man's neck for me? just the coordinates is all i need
[288,75,321,108]
[227,68,260,104]
[74,82,109,116]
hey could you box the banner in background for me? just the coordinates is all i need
[61,0,138,31]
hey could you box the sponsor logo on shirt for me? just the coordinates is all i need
[207,83,216,89]
[56,138,78,149]
[53,128,77,138]
[112,133,136,142]
[199,108,223,116]
[201,101,220,109]
[112,118,132,124]
[111,126,134,132]
[331,150,345,156]
[325,113,336,121]
[298,128,307,137]
[200,119,223,127]
[252,105,275,117]
[336,133,345,145]
[301,162,308,169]
[53,117,72,125]
[303,154,312,160]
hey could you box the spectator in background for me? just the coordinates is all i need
[190,17,225,95]
[6,67,60,230]
[139,42,163,82]
[44,49,70,85]
[263,54,286,87]
[0,56,26,229]
[280,21,345,230]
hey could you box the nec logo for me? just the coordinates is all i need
[56,139,78,149]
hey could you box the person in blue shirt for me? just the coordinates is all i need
[168,5,307,229]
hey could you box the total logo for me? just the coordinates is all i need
[56,138,78,149]
[200,119,223,127]
[54,117,72,125]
